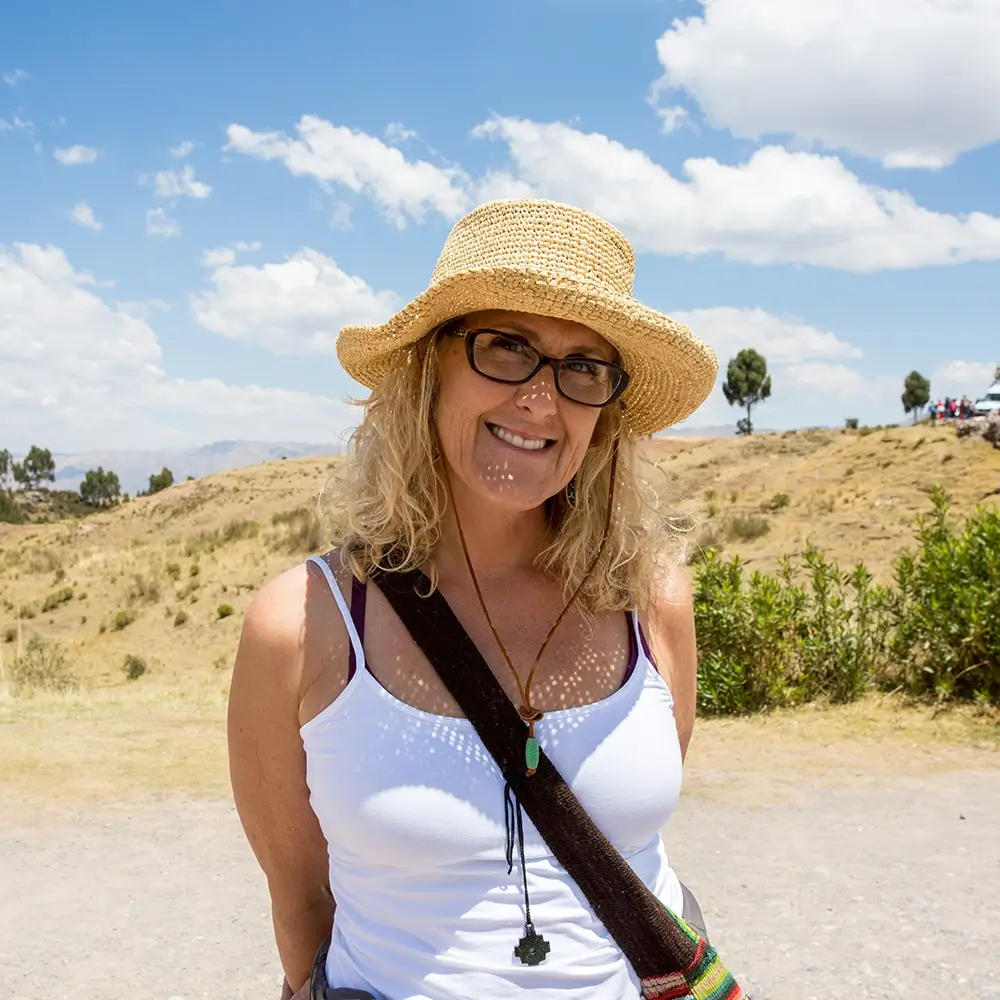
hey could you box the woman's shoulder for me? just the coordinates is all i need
[240,551,352,673]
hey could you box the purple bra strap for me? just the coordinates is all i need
[346,577,368,682]
[619,611,639,688]
[637,617,657,668]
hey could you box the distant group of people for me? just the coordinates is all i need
[929,397,975,422]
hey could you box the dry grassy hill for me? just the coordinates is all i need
[2,425,999,693]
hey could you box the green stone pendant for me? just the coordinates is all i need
[525,736,540,775]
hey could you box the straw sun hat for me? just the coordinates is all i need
[337,199,717,437]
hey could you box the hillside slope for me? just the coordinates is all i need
[2,425,998,689]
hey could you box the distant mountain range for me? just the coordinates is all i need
[51,440,343,496]
[46,426,749,497]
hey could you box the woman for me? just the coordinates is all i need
[228,199,717,999]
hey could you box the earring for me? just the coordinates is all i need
[566,477,577,508]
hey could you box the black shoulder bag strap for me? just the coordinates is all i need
[370,569,739,999]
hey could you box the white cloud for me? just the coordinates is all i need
[169,139,195,159]
[932,360,997,397]
[53,144,98,165]
[653,0,1000,168]
[0,242,357,451]
[0,114,33,133]
[71,201,103,231]
[146,207,181,238]
[673,307,863,365]
[200,241,261,267]
[384,121,417,143]
[190,248,399,356]
[225,115,469,227]
[472,116,1000,272]
[3,69,29,87]
[145,164,211,199]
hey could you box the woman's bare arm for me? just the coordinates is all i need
[228,564,339,992]
[645,566,698,761]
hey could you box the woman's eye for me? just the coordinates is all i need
[565,359,601,377]
[490,335,530,354]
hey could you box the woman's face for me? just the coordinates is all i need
[434,310,616,511]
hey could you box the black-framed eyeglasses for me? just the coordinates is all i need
[448,327,630,408]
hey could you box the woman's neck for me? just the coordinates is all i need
[434,474,550,584]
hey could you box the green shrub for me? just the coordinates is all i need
[18,604,36,620]
[0,489,26,524]
[694,550,895,715]
[174,610,188,627]
[122,653,147,681]
[165,562,181,580]
[891,488,1000,703]
[10,637,78,695]
[216,603,235,620]
[189,563,200,578]
[112,609,136,631]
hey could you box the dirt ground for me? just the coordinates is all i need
[2,706,999,1000]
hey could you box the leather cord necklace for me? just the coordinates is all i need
[443,440,620,777]
[441,439,619,964]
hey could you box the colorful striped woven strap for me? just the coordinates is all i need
[641,934,748,1000]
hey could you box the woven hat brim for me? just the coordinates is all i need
[337,268,718,437]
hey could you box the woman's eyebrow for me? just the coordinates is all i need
[498,321,615,361]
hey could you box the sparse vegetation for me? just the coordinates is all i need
[122,654,148,681]
[761,493,791,512]
[173,610,189,627]
[724,514,771,542]
[9,637,78,695]
[40,586,74,612]
[111,609,136,631]
[216,603,235,620]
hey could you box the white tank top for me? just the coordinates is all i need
[302,557,685,1000]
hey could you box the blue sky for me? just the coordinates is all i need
[3,0,999,453]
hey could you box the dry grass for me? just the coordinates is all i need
[649,424,1000,580]
[1,429,998,816]
[1,684,995,823]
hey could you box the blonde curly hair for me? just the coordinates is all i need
[326,328,683,612]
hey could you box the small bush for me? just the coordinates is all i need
[18,604,36,620]
[760,493,790,512]
[724,515,771,543]
[127,573,161,604]
[112,609,136,631]
[165,562,181,580]
[844,417,859,430]
[216,603,235,620]
[10,637,78,695]
[189,564,200,578]
[40,586,74,612]
[222,518,259,543]
[270,507,325,554]
[174,610,188,627]
[122,654,147,681]
[2,626,16,644]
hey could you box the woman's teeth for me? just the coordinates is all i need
[488,424,549,451]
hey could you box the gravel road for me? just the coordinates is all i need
[2,768,998,1000]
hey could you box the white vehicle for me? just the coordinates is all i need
[973,380,1000,415]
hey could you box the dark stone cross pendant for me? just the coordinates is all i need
[514,925,551,966]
